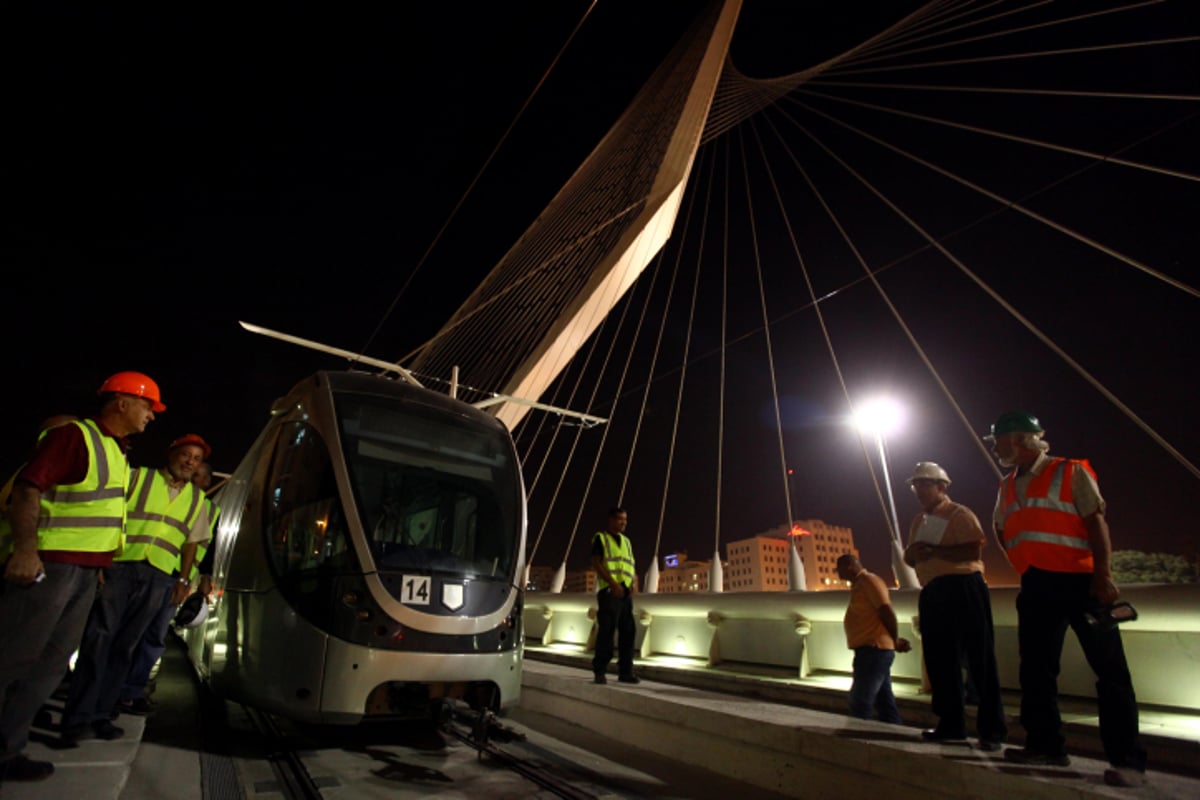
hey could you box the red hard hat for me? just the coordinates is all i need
[97,371,166,413]
[168,433,212,460]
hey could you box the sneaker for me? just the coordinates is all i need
[593,673,607,684]
[1103,767,1147,788]
[1003,747,1070,767]
[921,728,967,742]
[0,755,55,782]
[92,719,125,740]
[618,674,640,684]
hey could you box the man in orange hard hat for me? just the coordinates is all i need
[0,372,161,784]
[117,435,215,715]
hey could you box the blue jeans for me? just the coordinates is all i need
[848,646,902,724]
[63,561,174,727]
[121,585,178,702]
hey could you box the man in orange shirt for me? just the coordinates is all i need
[836,553,911,724]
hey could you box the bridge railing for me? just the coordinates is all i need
[522,582,1200,711]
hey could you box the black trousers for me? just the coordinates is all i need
[1016,567,1146,769]
[918,572,1007,742]
[592,587,635,677]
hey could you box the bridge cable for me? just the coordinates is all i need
[562,265,654,565]
[736,123,799,536]
[651,151,717,568]
[714,136,730,564]
[615,156,704,515]
[841,0,1162,70]
[763,90,1200,481]
[796,87,1200,184]
[530,311,614,568]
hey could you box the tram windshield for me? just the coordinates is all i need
[338,394,521,581]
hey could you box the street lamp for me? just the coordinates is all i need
[852,397,921,590]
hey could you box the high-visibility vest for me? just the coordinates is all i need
[0,419,127,558]
[999,457,1096,575]
[593,530,635,590]
[119,467,202,575]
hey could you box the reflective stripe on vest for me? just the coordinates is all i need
[593,531,635,590]
[0,419,127,557]
[118,467,201,574]
[1000,457,1095,575]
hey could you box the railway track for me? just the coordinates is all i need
[227,701,599,800]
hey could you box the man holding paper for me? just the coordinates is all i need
[903,461,1008,752]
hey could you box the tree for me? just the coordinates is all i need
[1111,551,1196,584]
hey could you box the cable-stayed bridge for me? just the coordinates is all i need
[386,0,1198,590]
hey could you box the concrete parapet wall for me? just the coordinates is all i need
[523,582,1200,710]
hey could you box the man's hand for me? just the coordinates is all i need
[611,583,627,599]
[1091,573,1120,606]
[3,550,44,586]
[170,579,190,605]
[895,637,912,654]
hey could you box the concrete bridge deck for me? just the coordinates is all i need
[523,642,1200,798]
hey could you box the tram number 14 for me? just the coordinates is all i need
[400,575,431,605]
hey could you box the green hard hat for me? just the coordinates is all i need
[989,411,1043,437]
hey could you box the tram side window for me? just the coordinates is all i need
[263,421,352,578]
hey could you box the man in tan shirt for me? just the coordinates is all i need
[837,553,911,724]
[903,462,1007,751]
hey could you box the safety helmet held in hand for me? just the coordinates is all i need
[169,433,212,460]
[173,592,209,629]
[906,461,951,485]
[97,371,166,413]
[986,411,1043,440]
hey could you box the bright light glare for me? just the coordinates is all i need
[852,397,906,437]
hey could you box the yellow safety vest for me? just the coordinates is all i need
[593,530,635,590]
[0,419,127,558]
[118,467,202,575]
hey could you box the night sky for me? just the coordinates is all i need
[5,1,1198,584]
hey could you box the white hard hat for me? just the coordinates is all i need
[174,592,209,629]
[907,461,951,485]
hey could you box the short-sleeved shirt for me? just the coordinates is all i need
[844,569,895,650]
[907,496,985,585]
[991,451,1105,532]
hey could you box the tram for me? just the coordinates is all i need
[180,370,527,724]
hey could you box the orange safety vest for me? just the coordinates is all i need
[999,457,1096,575]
